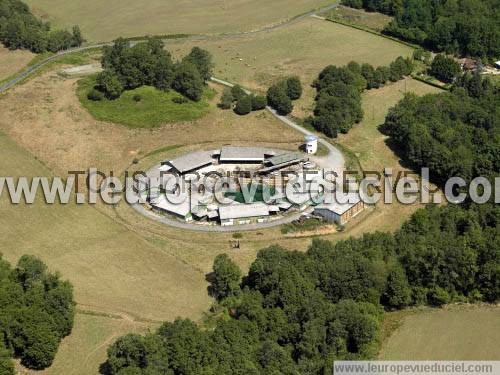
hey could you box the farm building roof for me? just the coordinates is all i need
[219,202,270,220]
[266,152,304,166]
[219,146,276,162]
[315,192,361,215]
[150,194,193,217]
[166,150,215,174]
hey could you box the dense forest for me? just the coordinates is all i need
[90,38,213,101]
[341,0,500,59]
[0,254,75,373]
[307,56,412,137]
[102,200,499,374]
[0,0,83,53]
[381,73,499,186]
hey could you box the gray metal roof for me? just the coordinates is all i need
[219,202,270,220]
[151,194,193,217]
[267,152,303,166]
[315,192,361,215]
[166,150,215,173]
[219,146,276,162]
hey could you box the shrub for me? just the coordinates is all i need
[285,76,302,100]
[411,287,428,305]
[218,88,234,109]
[87,89,104,101]
[427,287,451,307]
[341,0,363,8]
[96,70,123,100]
[430,54,461,83]
[209,254,242,300]
[172,96,188,104]
[172,61,204,101]
[251,95,267,110]
[413,48,424,61]
[132,94,142,102]
[267,85,293,115]
[234,94,252,115]
[182,46,213,81]
[231,85,247,101]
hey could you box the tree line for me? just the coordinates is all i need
[102,198,498,374]
[90,38,213,102]
[0,0,84,53]
[0,254,75,373]
[218,84,267,115]
[217,76,302,116]
[341,0,500,60]
[307,56,413,138]
[266,76,303,115]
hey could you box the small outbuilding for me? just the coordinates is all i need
[304,135,318,154]
[150,194,194,221]
[314,192,364,225]
[219,202,270,226]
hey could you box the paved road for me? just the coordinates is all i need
[210,77,345,173]
[129,79,346,233]
[132,202,313,233]
[0,44,109,93]
[1,4,343,232]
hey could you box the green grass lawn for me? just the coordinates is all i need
[25,0,334,42]
[325,5,393,31]
[77,76,214,128]
[379,304,500,360]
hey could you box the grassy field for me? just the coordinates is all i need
[0,69,308,372]
[0,44,36,82]
[77,77,214,128]
[325,5,393,31]
[0,66,311,276]
[0,69,303,177]
[168,17,413,92]
[380,305,500,360]
[324,77,442,236]
[25,0,335,42]
[0,128,213,323]
[28,313,154,375]
[167,17,413,119]
[0,21,450,372]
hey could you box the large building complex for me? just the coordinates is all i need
[145,146,364,228]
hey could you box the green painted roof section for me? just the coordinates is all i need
[267,152,303,166]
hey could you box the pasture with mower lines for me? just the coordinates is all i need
[26,0,336,42]
[380,305,500,360]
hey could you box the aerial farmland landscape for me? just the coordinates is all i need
[0,0,499,374]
